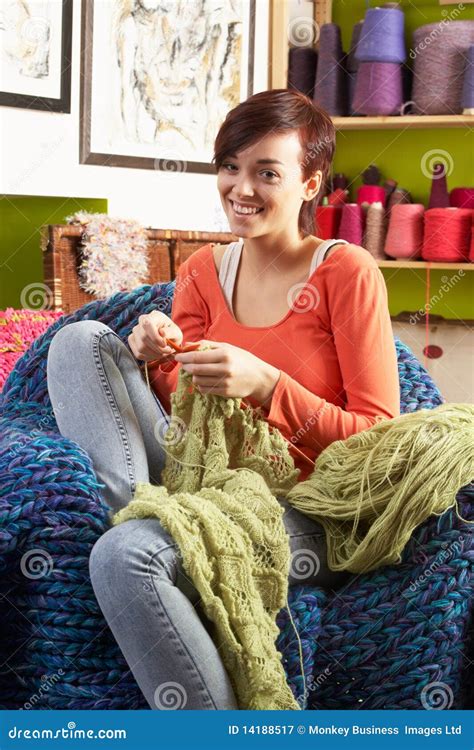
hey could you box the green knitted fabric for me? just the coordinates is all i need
[113,369,474,710]
[113,369,302,711]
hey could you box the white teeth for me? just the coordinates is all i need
[231,201,263,215]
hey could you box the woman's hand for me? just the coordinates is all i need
[128,311,183,363]
[174,340,281,404]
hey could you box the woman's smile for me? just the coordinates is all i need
[228,199,265,218]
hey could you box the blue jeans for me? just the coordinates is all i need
[47,320,347,710]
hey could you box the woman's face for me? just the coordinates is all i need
[217,131,321,239]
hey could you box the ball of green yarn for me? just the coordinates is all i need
[285,403,474,573]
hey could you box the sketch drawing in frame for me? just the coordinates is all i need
[0,0,72,112]
[80,0,259,174]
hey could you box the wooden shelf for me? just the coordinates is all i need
[332,115,474,130]
[377,260,473,271]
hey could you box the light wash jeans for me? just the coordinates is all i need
[46,320,348,710]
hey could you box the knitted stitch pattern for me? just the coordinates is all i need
[113,368,303,710]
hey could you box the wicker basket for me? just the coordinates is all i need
[42,225,236,313]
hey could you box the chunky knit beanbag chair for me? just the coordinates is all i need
[0,281,472,710]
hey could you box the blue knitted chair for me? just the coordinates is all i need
[0,281,472,710]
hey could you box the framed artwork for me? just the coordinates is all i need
[0,0,72,112]
[80,0,261,174]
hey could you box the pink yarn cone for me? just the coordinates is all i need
[338,203,363,245]
[384,204,425,259]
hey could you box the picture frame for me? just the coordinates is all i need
[0,0,72,113]
[80,0,260,174]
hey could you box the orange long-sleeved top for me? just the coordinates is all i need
[147,242,400,482]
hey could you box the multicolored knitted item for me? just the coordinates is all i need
[0,282,471,710]
[0,307,63,391]
[66,212,149,298]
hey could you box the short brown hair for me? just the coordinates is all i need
[213,88,335,237]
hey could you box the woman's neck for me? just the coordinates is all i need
[240,233,321,276]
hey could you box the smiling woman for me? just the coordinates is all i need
[48,88,400,712]
[213,88,335,242]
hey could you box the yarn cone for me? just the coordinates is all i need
[428,163,450,209]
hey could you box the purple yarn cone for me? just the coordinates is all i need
[462,45,474,110]
[356,6,406,64]
[288,47,318,98]
[353,62,403,116]
[347,21,364,73]
[313,23,347,116]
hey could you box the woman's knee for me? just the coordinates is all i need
[89,522,130,594]
[89,518,180,601]
[47,322,122,398]
[48,320,113,368]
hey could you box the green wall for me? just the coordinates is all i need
[0,195,107,309]
[1,1,472,319]
[333,0,474,320]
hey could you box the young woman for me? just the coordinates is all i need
[47,89,400,710]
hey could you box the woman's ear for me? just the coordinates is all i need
[302,170,322,202]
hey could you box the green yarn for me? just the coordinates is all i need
[114,367,473,708]
[114,368,303,710]
[286,402,474,573]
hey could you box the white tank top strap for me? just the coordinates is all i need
[309,238,349,277]
[217,238,347,314]
[218,239,243,312]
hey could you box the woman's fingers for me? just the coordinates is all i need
[129,330,172,361]
[143,331,173,354]
[182,363,227,377]
[192,375,228,388]
[130,313,184,362]
[142,317,165,346]
[140,319,179,355]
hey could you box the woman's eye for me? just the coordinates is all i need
[222,164,278,180]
